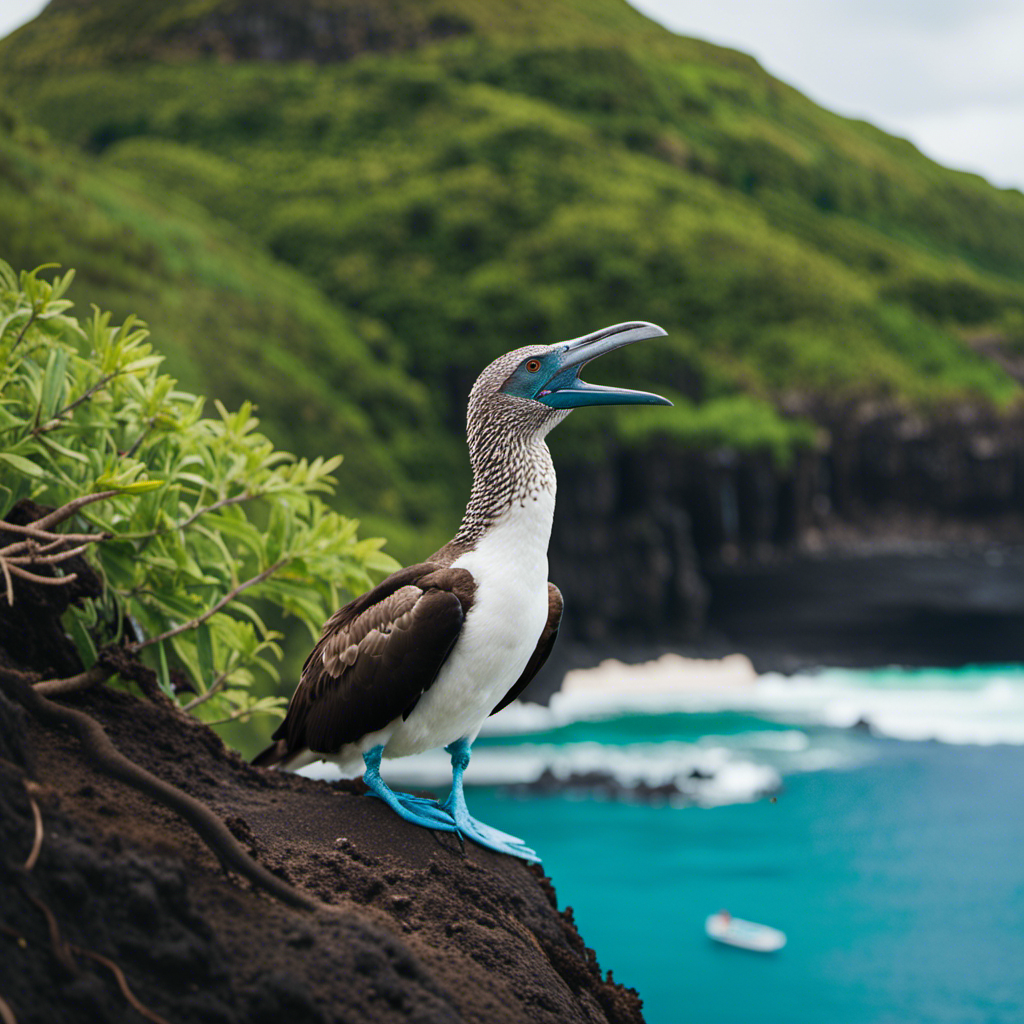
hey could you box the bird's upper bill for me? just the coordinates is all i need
[503,321,672,408]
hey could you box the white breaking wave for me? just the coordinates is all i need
[296,658,1024,808]
[484,658,1024,746]
[300,739,784,807]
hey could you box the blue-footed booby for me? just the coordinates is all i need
[254,322,670,861]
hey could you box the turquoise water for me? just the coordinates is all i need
[465,666,1024,1024]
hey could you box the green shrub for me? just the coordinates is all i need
[0,262,396,726]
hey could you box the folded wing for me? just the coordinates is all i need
[254,563,474,765]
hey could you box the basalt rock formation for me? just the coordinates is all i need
[545,403,1024,683]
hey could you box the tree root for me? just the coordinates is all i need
[21,781,43,872]
[0,671,318,913]
[0,993,17,1024]
[6,887,173,1024]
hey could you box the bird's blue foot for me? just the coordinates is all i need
[442,739,541,863]
[362,746,458,832]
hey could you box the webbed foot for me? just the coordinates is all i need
[443,738,541,863]
[362,745,458,832]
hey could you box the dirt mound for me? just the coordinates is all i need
[0,679,644,1023]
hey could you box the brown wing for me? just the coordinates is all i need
[256,563,475,763]
[490,583,562,716]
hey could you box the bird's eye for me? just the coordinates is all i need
[526,359,541,373]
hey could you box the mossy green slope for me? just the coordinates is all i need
[0,103,457,555]
[2,0,1024,486]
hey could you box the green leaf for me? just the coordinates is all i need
[64,610,98,668]
[39,347,70,422]
[0,452,44,476]
[196,623,215,687]
[119,479,164,494]
[155,642,174,699]
[36,434,90,464]
[1,266,392,730]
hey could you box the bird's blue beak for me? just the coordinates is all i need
[537,322,673,408]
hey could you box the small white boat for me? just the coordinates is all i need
[705,912,786,953]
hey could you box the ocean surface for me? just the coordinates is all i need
[306,664,1024,1024]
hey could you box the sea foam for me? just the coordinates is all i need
[296,657,1024,807]
[487,655,1024,747]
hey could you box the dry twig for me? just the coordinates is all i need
[30,491,120,532]
[1,491,116,606]
[73,948,172,1024]
[0,993,18,1024]
[22,782,43,872]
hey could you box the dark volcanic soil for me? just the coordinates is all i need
[0,683,643,1024]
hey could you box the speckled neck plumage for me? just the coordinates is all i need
[430,343,571,565]
[452,433,558,548]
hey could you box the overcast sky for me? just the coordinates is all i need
[2,0,1022,191]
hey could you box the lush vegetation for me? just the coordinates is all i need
[0,261,396,727]
[0,100,458,559]
[2,0,1024,555]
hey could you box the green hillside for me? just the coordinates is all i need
[0,100,461,556]
[3,0,1024,539]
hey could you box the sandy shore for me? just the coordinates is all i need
[560,652,758,695]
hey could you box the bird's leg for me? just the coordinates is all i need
[361,745,458,831]
[441,738,540,862]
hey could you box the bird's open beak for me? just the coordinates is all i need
[537,322,673,408]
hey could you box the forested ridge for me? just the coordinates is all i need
[2,0,1024,565]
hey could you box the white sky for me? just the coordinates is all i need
[632,0,1024,191]
[1,0,1022,191]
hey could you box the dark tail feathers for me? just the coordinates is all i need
[251,738,288,768]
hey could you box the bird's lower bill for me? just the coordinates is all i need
[536,321,672,408]
[538,379,672,408]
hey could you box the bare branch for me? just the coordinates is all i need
[134,559,288,651]
[0,556,12,606]
[34,665,112,698]
[7,543,93,567]
[181,670,230,712]
[5,563,78,587]
[22,782,44,872]
[0,522,106,545]
[30,490,120,531]
[0,515,108,605]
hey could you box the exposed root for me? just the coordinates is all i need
[74,947,172,1024]
[13,882,171,1024]
[21,782,43,872]
[0,993,18,1024]
[22,890,76,974]
[0,673,319,913]
[0,493,115,607]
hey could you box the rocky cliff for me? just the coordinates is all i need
[0,560,643,1024]
[0,678,644,1024]
[545,403,1024,683]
